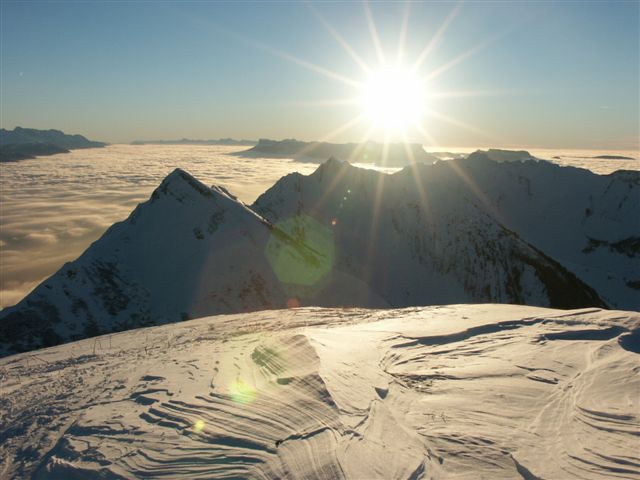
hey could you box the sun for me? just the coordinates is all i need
[359,65,427,134]
[230,2,500,145]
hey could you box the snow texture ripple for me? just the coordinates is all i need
[0,305,638,479]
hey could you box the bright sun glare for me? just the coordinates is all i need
[237,2,503,146]
[360,66,426,132]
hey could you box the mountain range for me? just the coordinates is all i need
[1,152,637,356]
[0,127,105,162]
[238,138,441,166]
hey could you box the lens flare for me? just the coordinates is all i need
[229,379,257,404]
[193,419,205,432]
[265,214,335,291]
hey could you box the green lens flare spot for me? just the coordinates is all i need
[229,379,257,404]
[265,214,335,289]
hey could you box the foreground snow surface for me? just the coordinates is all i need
[1,305,639,479]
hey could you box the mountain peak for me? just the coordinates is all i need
[160,168,239,200]
[154,168,231,204]
[151,168,266,229]
[325,155,344,166]
[319,155,350,171]
[307,156,358,184]
[161,167,204,188]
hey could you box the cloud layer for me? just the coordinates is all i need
[0,145,318,308]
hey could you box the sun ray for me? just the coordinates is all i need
[381,131,391,166]
[426,108,504,144]
[402,132,435,229]
[414,122,439,149]
[284,98,360,108]
[216,26,362,89]
[401,132,416,164]
[363,131,390,284]
[311,113,364,144]
[363,0,385,65]
[423,39,495,83]
[412,2,462,72]
[346,125,376,163]
[307,2,371,74]
[311,124,375,217]
[298,114,365,158]
[444,158,504,223]
[428,89,526,100]
[423,22,522,83]
[396,1,411,63]
[312,159,351,215]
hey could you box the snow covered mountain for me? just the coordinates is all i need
[254,155,637,309]
[1,305,638,479]
[0,169,381,355]
[2,154,636,356]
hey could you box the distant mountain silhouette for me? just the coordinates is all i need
[554,154,636,161]
[592,155,634,160]
[0,127,106,161]
[0,143,69,162]
[237,138,440,167]
[131,138,256,146]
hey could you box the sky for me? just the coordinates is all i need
[1,1,638,149]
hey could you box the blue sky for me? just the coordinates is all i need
[1,1,638,149]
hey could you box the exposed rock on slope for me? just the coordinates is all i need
[1,305,638,479]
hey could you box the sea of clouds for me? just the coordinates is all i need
[0,144,637,308]
[0,145,320,308]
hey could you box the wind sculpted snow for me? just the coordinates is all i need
[1,305,638,479]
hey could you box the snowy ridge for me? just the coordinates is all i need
[3,155,636,355]
[254,155,637,309]
[1,305,638,479]
[0,167,381,355]
[0,168,281,353]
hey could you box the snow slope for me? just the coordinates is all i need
[0,159,611,356]
[1,305,638,479]
[255,154,638,309]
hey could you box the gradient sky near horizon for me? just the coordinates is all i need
[1,1,638,149]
